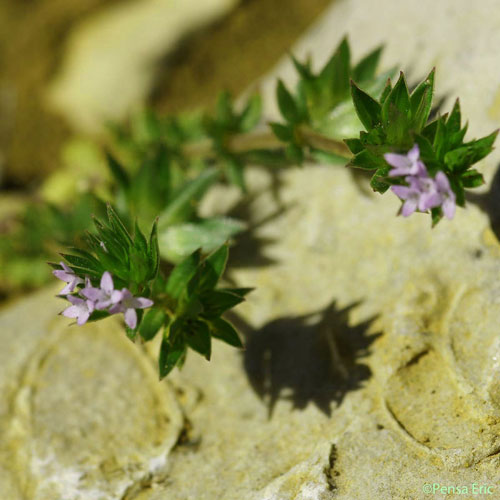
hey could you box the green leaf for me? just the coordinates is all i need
[239,94,262,132]
[159,322,186,379]
[410,68,434,131]
[320,37,351,98]
[219,287,254,297]
[184,320,211,359]
[291,55,312,79]
[447,98,462,134]
[134,220,148,254]
[216,90,233,125]
[270,122,294,142]
[199,289,244,319]
[224,156,246,192]
[158,168,219,228]
[353,45,383,82]
[148,218,159,280]
[369,165,391,193]
[190,244,229,294]
[444,130,498,172]
[107,204,134,248]
[285,143,304,164]
[461,169,484,188]
[158,217,244,264]
[348,150,386,170]
[209,317,243,348]
[166,249,202,299]
[106,152,130,189]
[277,80,300,123]
[381,72,411,142]
[379,78,392,104]
[60,253,103,275]
[140,307,167,341]
[344,138,364,154]
[350,81,381,130]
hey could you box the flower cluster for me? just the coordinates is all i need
[54,264,153,328]
[385,145,456,219]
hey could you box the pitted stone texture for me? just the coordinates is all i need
[0,288,183,500]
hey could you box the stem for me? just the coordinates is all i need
[182,125,352,161]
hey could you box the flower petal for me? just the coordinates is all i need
[77,311,90,326]
[407,144,420,162]
[100,272,114,294]
[124,308,137,329]
[133,297,154,309]
[62,305,80,318]
[401,198,418,217]
[384,153,411,169]
[391,185,411,199]
[435,171,451,192]
[443,198,456,219]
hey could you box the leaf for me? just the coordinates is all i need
[159,217,244,264]
[444,130,498,172]
[107,204,133,248]
[381,72,411,142]
[379,78,392,104]
[291,55,312,79]
[270,122,294,142]
[320,36,351,98]
[239,94,262,132]
[461,169,484,188]
[347,150,386,170]
[285,143,304,164]
[106,152,130,189]
[224,156,246,192]
[369,165,391,193]
[353,45,383,82]
[350,81,381,130]
[165,249,202,299]
[188,244,229,296]
[209,317,243,348]
[158,168,219,228]
[148,218,159,280]
[199,289,244,319]
[410,68,434,131]
[134,220,148,254]
[344,138,364,155]
[216,90,233,126]
[159,322,186,379]
[184,320,211,359]
[277,80,300,123]
[219,287,254,297]
[140,307,167,341]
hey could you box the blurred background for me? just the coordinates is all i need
[0,0,333,303]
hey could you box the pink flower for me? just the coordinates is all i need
[80,272,123,310]
[53,262,84,295]
[109,289,154,329]
[61,295,95,326]
[385,144,424,177]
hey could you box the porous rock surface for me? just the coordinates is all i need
[3,0,500,498]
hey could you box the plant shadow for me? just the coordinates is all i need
[466,162,500,240]
[229,301,380,417]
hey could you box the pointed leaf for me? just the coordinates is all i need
[277,80,300,123]
[140,307,167,341]
[350,81,381,130]
[159,322,186,379]
[353,45,383,82]
[166,249,202,299]
[184,320,211,360]
[239,94,262,132]
[209,317,243,348]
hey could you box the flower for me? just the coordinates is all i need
[80,272,122,310]
[385,144,424,177]
[61,295,95,326]
[435,171,456,219]
[387,144,457,220]
[109,289,154,329]
[53,262,84,295]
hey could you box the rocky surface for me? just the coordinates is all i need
[2,0,500,499]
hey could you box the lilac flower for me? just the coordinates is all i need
[53,262,84,295]
[391,166,440,217]
[81,272,122,310]
[385,144,424,177]
[61,295,95,326]
[435,171,456,219]
[109,289,154,329]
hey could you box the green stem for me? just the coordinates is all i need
[182,125,353,161]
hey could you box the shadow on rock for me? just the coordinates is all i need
[467,162,500,240]
[230,301,380,417]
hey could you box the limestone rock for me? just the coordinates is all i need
[45,0,239,134]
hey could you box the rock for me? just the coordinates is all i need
[45,0,239,134]
[3,0,500,498]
